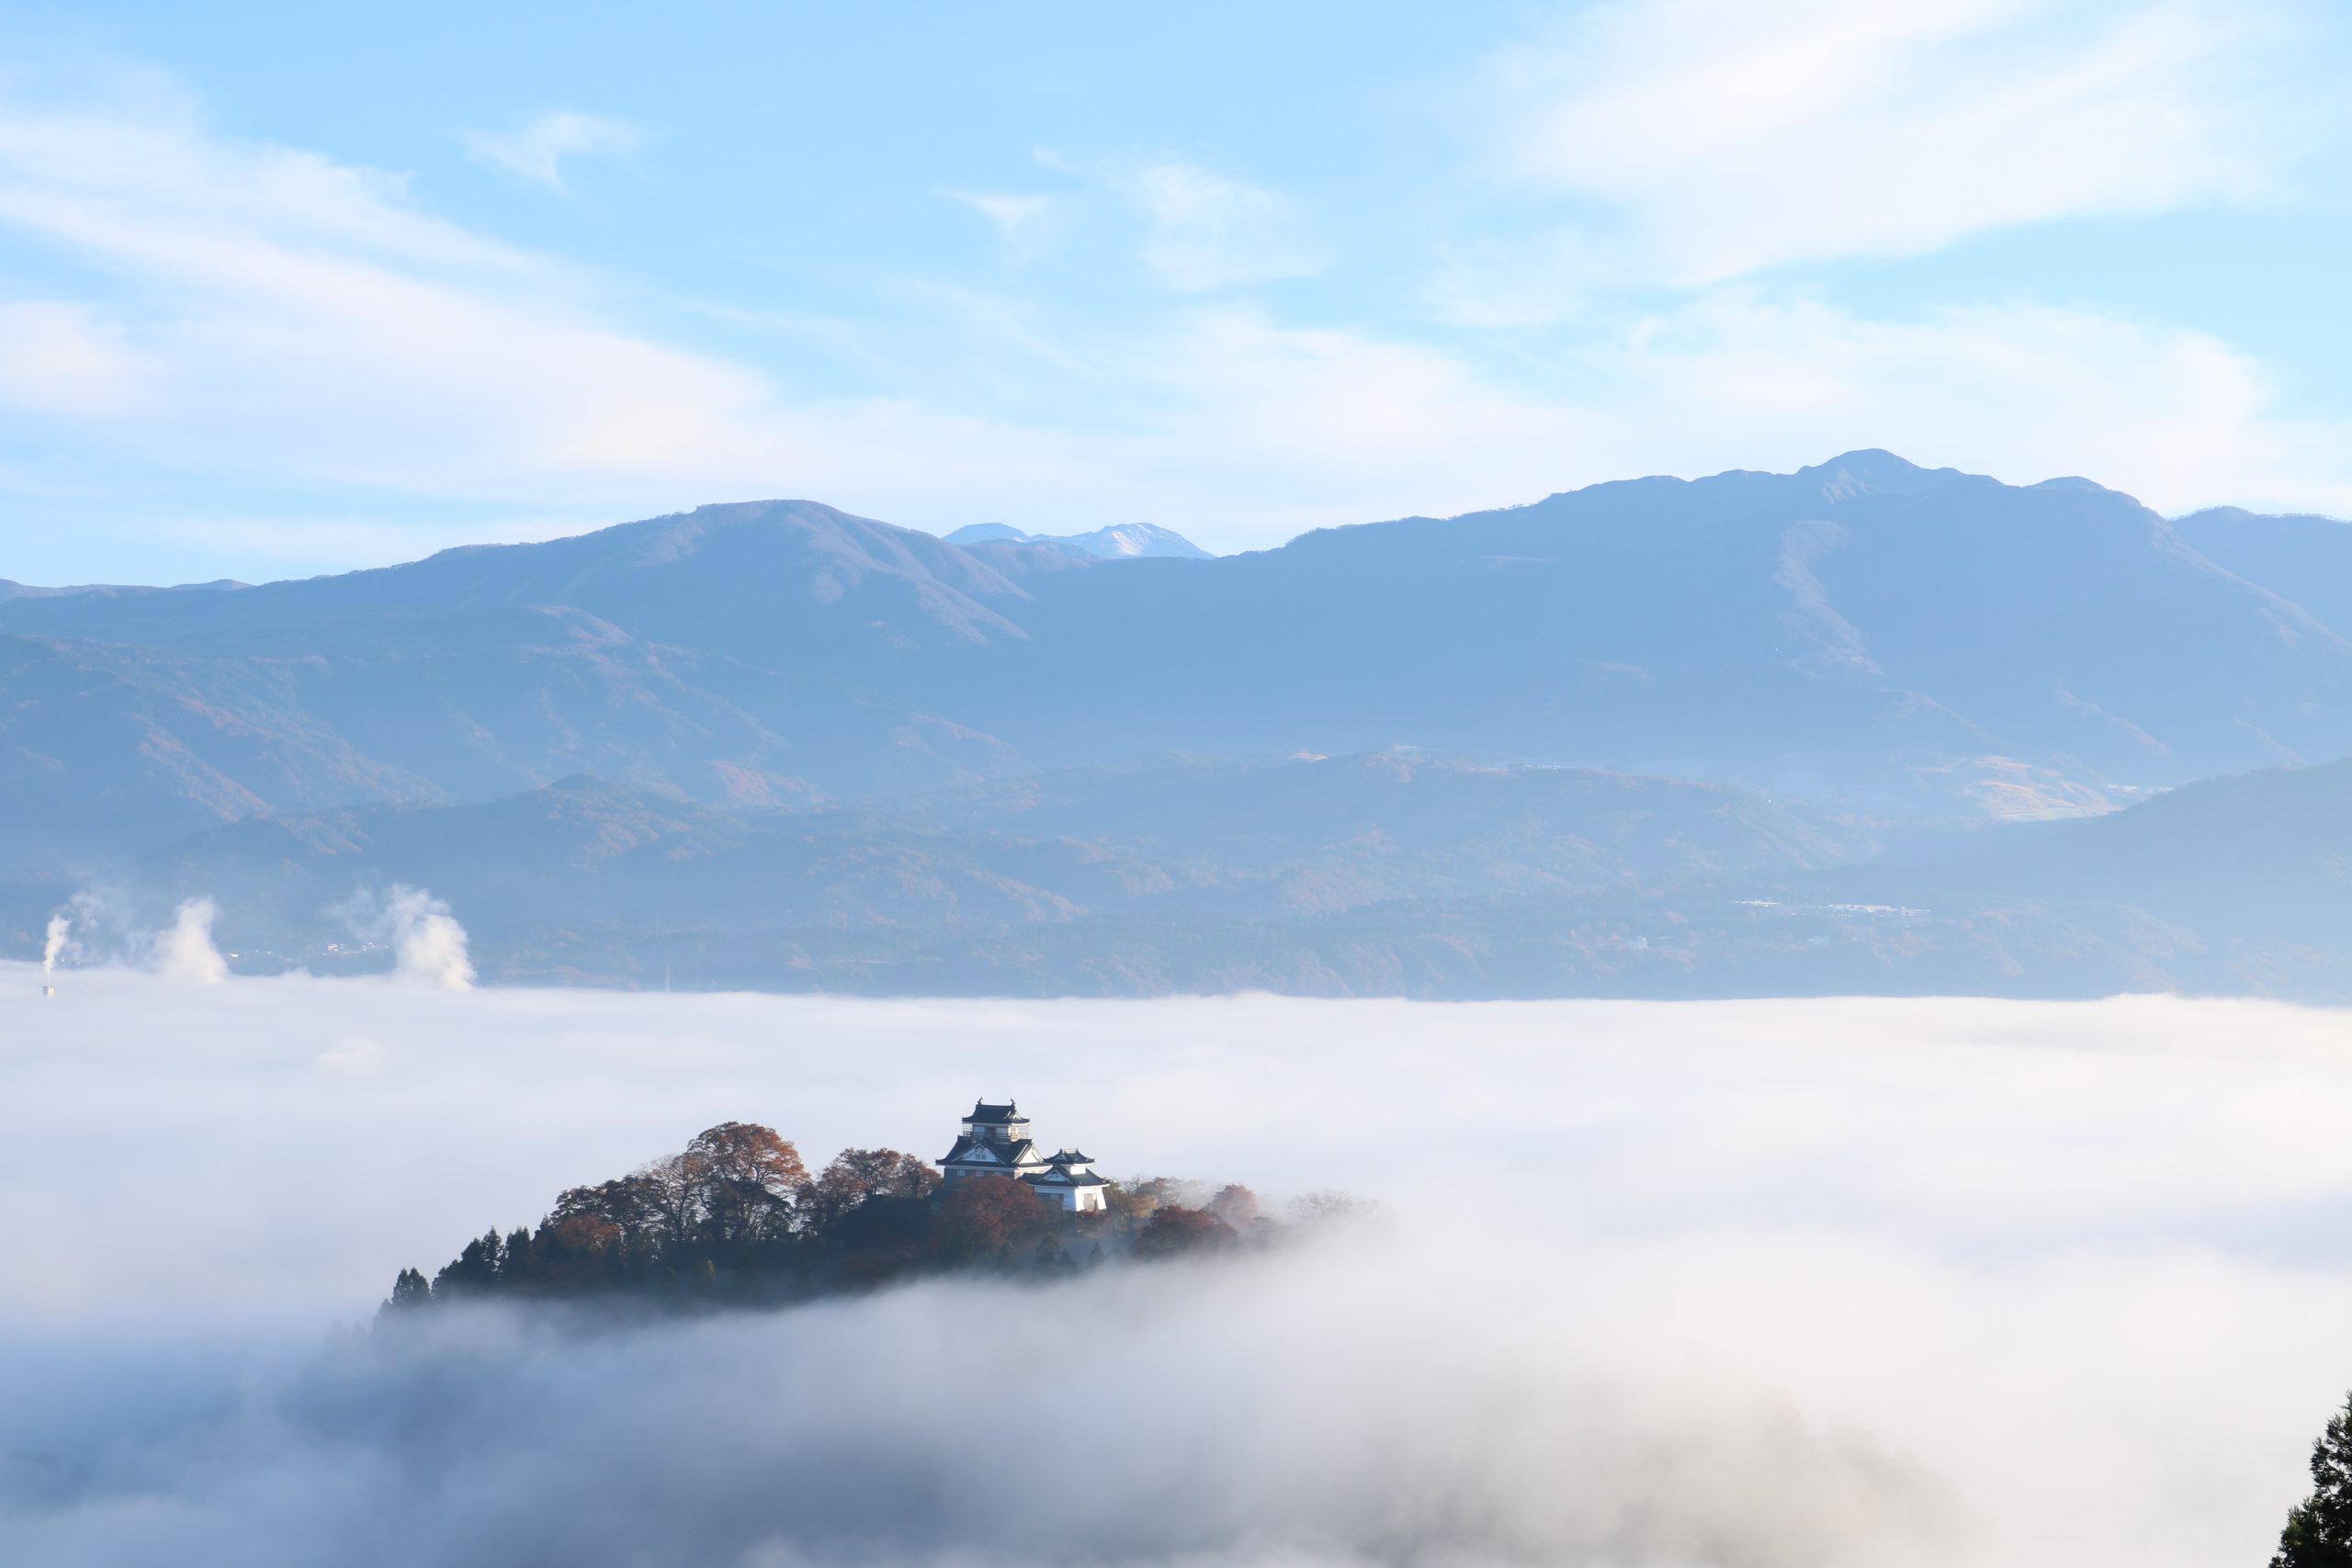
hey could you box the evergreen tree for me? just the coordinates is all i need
[2275,1389,2352,1568]
[378,1267,433,1320]
[433,1229,506,1298]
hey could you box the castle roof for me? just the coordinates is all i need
[941,1134,1044,1168]
[966,1100,1028,1125]
[1046,1147,1095,1166]
[1025,1165,1110,1188]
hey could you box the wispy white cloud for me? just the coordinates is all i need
[1118,160,1328,291]
[944,189,1054,253]
[0,85,765,491]
[0,85,532,276]
[0,299,146,413]
[1590,288,2352,517]
[458,109,645,189]
[1479,0,2285,290]
[1056,291,2352,533]
[0,62,2345,570]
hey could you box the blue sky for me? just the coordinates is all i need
[2,0,2349,584]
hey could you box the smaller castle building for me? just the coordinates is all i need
[939,1100,1110,1213]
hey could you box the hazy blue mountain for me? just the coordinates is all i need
[0,633,443,869]
[4,754,1875,988]
[111,775,1148,958]
[2172,507,2352,643]
[935,453,2352,812]
[0,604,1023,868]
[25,750,2352,1000]
[6,453,2346,836]
[1921,754,2352,943]
[0,504,1036,857]
[0,578,248,604]
[892,750,1863,903]
[9,453,2352,996]
[0,501,1033,666]
[944,521,1212,558]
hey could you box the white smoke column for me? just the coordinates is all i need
[148,897,228,985]
[41,914,69,978]
[384,885,475,990]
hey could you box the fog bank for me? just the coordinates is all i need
[5,1253,1958,1568]
[5,969,2351,1564]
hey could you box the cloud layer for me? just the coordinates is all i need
[2,975,2349,1564]
[0,1253,1952,1568]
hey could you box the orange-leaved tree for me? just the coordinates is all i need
[686,1122,809,1244]
[1131,1205,1236,1260]
[1205,1183,1259,1229]
[933,1174,1047,1262]
[802,1146,940,1238]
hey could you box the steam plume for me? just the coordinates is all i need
[384,885,475,989]
[333,884,477,987]
[147,897,228,985]
[41,914,68,978]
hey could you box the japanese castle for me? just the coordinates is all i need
[939,1100,1111,1213]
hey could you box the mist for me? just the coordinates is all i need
[5,971,2351,1565]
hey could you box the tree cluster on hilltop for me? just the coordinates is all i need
[380,1122,1350,1321]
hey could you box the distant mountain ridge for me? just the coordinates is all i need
[0,578,248,603]
[24,750,2351,999]
[8,451,2352,998]
[2171,507,2352,641]
[83,753,1867,987]
[6,451,2345,844]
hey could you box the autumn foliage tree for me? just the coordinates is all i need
[536,1178,652,1283]
[932,1174,1048,1263]
[683,1121,808,1244]
[546,1121,810,1263]
[2275,1388,2352,1568]
[1131,1204,1237,1259]
[1102,1175,1198,1230]
[800,1146,941,1238]
[1205,1183,1259,1229]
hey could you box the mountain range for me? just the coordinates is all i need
[7,450,2352,998]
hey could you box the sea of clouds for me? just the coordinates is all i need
[3,969,2350,1566]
